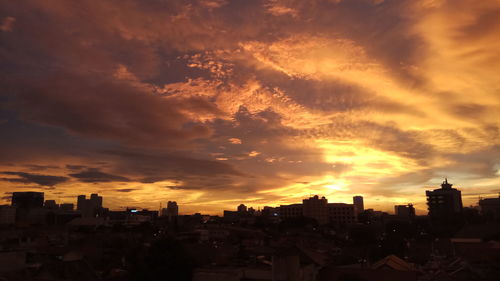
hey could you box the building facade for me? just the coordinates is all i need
[303,195,329,224]
[394,204,415,220]
[76,193,104,218]
[0,205,16,225]
[353,196,364,215]
[479,195,500,220]
[426,179,463,221]
[327,203,356,225]
[161,201,179,219]
[280,195,356,225]
[279,204,303,219]
[11,192,44,209]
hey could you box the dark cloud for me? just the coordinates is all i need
[69,168,130,183]
[66,165,87,170]
[0,171,69,186]
[115,188,137,193]
[10,72,219,147]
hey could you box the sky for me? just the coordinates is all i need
[1,0,499,215]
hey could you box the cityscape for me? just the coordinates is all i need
[2,0,500,280]
[1,179,500,280]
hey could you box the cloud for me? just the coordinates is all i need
[1,0,500,213]
[69,168,130,183]
[0,171,68,186]
[115,188,137,193]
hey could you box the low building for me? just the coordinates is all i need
[280,196,356,225]
[327,203,355,225]
[479,195,500,220]
[59,203,74,211]
[394,204,415,220]
[279,204,303,219]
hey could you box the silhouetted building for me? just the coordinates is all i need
[395,204,415,220]
[76,193,103,218]
[280,196,355,225]
[59,203,74,211]
[126,208,158,224]
[479,194,500,220]
[44,200,58,209]
[90,193,102,209]
[162,201,179,218]
[426,178,463,221]
[353,195,364,215]
[328,203,355,225]
[237,204,247,213]
[279,203,303,219]
[223,210,239,222]
[0,205,16,225]
[303,195,328,224]
[262,206,279,217]
[77,195,86,211]
[11,192,44,209]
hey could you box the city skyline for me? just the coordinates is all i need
[7,179,482,217]
[2,0,500,215]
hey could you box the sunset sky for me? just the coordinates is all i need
[1,0,499,215]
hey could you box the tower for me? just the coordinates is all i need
[426,178,463,221]
[353,196,364,215]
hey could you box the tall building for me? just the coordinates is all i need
[353,196,364,215]
[166,201,178,217]
[11,192,44,209]
[77,195,86,211]
[90,193,103,209]
[426,178,463,221]
[303,195,328,224]
[76,193,104,217]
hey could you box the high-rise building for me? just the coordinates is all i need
[426,178,463,221]
[166,201,178,217]
[303,195,328,224]
[90,193,103,209]
[76,193,104,217]
[77,195,86,211]
[353,196,364,215]
[11,192,44,209]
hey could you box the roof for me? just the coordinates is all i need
[371,255,415,271]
